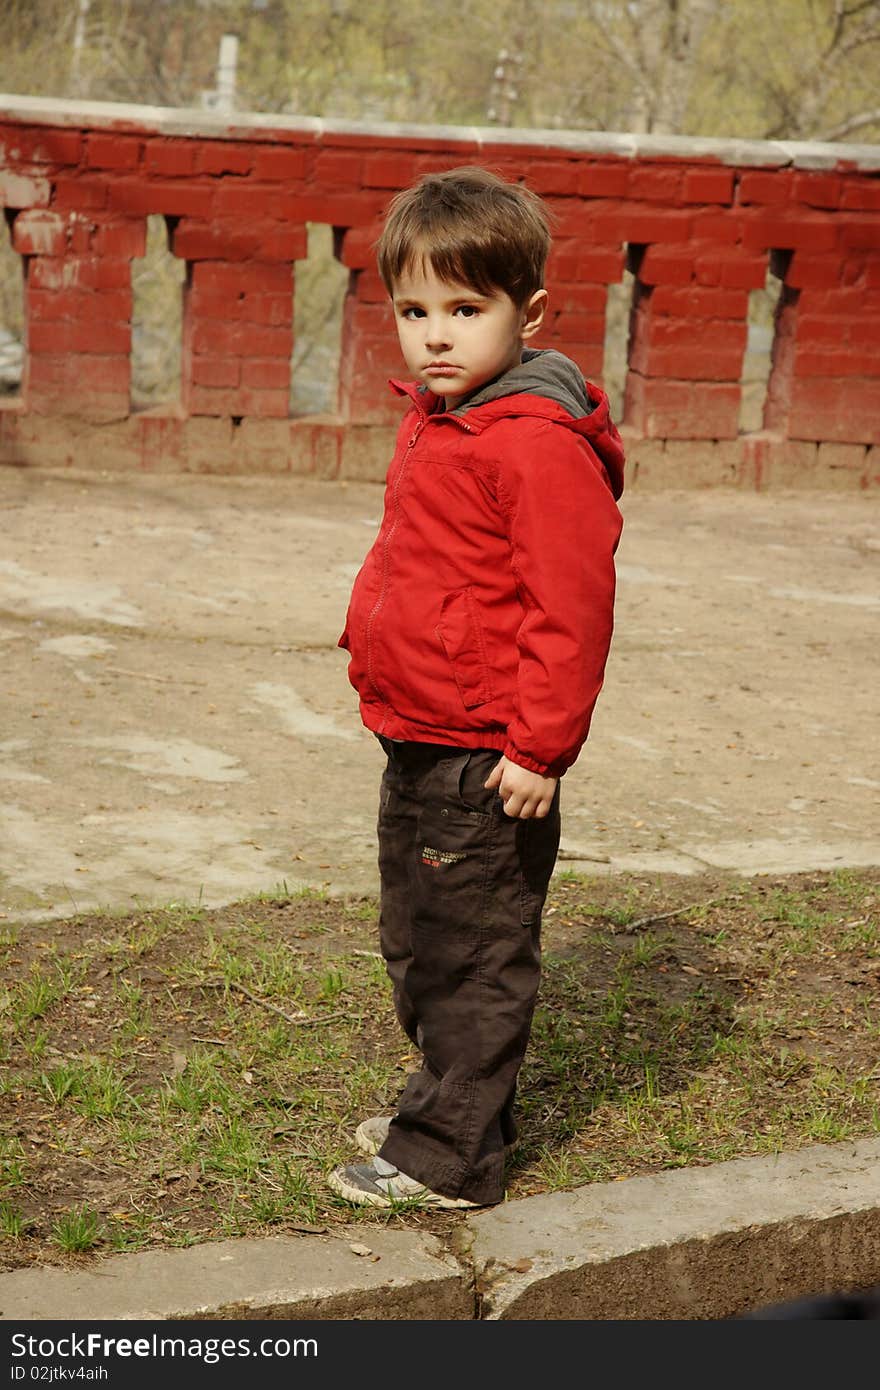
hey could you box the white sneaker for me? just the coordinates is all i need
[327,1156,481,1210]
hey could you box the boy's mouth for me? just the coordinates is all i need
[424,363,460,375]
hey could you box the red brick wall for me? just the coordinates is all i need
[1,99,878,488]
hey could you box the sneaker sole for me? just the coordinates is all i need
[327,1164,478,1210]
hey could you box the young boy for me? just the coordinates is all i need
[330,166,625,1210]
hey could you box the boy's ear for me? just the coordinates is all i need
[520,288,548,341]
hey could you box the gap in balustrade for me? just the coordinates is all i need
[602,261,635,424]
[131,214,185,411]
[291,222,349,417]
[0,211,23,402]
[739,259,783,434]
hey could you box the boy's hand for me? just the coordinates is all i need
[484,756,558,819]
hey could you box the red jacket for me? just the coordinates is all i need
[339,362,625,778]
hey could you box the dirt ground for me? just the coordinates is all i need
[1,468,878,924]
[2,864,878,1272]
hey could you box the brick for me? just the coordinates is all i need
[741,212,838,254]
[86,133,141,170]
[190,321,292,359]
[187,385,289,418]
[694,251,768,289]
[547,311,606,344]
[577,163,630,198]
[105,178,214,219]
[839,180,880,212]
[525,162,582,196]
[91,219,147,258]
[198,143,254,176]
[214,181,291,217]
[336,225,380,269]
[171,219,262,262]
[792,173,841,209]
[548,283,608,313]
[737,170,796,205]
[12,209,67,256]
[838,217,880,250]
[637,244,695,286]
[623,373,741,439]
[241,358,291,390]
[339,422,400,480]
[258,223,310,262]
[573,248,627,282]
[690,212,747,245]
[28,255,131,292]
[816,441,870,479]
[52,176,109,211]
[601,205,694,244]
[785,253,843,289]
[191,356,241,388]
[682,168,735,205]
[252,146,309,182]
[190,261,292,295]
[788,377,880,443]
[0,171,51,209]
[740,434,820,489]
[28,287,132,322]
[245,294,292,327]
[363,153,419,189]
[799,285,880,314]
[188,288,244,321]
[353,268,387,303]
[793,347,878,377]
[634,438,746,489]
[282,192,386,227]
[28,319,131,355]
[627,165,683,203]
[313,151,364,187]
[26,351,130,394]
[144,141,199,177]
[651,286,750,319]
[0,125,83,165]
[628,337,745,380]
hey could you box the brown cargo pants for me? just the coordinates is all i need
[374,737,561,1206]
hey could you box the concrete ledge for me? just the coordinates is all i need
[3,1139,880,1321]
[468,1137,880,1319]
[2,94,880,169]
[0,1228,470,1322]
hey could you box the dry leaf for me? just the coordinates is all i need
[349,1242,372,1257]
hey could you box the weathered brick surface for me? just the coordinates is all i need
[0,102,877,483]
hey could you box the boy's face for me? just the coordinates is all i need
[391,261,546,405]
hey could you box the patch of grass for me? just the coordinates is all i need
[51,1205,102,1254]
[0,1200,28,1239]
[0,868,878,1271]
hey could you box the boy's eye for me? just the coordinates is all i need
[455,305,479,318]
[401,307,425,320]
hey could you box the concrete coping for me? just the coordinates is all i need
[3,1136,880,1321]
[2,93,880,170]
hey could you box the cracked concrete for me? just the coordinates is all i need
[1,468,878,922]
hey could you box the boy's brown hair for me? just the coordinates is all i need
[376,166,552,306]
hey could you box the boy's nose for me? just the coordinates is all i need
[424,319,452,352]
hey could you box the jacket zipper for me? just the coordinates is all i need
[365,415,426,712]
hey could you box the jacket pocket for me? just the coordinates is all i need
[435,587,494,710]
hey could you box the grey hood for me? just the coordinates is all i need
[449,347,596,420]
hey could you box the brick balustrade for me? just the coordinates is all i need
[1,94,879,487]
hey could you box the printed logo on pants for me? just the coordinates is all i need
[421,845,467,869]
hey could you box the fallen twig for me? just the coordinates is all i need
[105,665,205,686]
[627,893,740,933]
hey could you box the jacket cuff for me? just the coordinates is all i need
[503,741,569,779]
